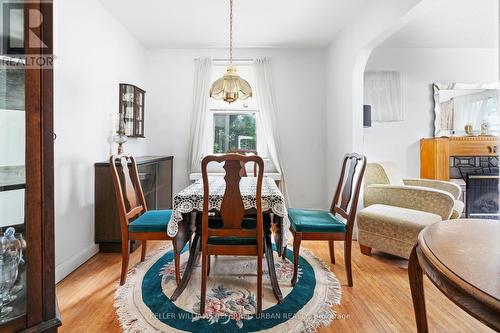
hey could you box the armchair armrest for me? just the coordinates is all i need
[403,178,461,199]
[364,185,455,220]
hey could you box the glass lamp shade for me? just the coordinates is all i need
[209,66,252,103]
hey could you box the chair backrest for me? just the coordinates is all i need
[364,162,404,187]
[201,154,264,241]
[330,153,367,234]
[110,155,147,232]
[228,149,258,177]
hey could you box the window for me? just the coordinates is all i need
[213,112,256,153]
[207,62,266,156]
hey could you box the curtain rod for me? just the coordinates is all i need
[193,57,255,62]
[212,58,254,62]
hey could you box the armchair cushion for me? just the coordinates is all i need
[364,185,454,220]
[128,210,172,233]
[357,204,442,258]
[288,208,346,233]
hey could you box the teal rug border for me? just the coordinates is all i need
[141,245,316,333]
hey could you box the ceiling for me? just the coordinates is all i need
[381,0,498,48]
[98,0,366,48]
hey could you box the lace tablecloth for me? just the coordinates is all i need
[167,177,289,245]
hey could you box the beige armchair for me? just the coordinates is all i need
[357,162,462,259]
[364,162,463,219]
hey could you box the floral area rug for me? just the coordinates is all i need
[115,244,341,332]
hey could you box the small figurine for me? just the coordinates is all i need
[480,121,490,136]
[464,123,474,136]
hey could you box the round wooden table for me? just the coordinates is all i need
[408,219,500,333]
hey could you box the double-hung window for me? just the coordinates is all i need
[207,63,267,156]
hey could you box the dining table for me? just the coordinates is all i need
[167,176,289,303]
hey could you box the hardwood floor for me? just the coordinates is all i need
[56,240,494,333]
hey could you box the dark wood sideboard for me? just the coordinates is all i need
[94,156,174,252]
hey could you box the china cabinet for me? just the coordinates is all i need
[119,84,146,137]
[0,1,59,331]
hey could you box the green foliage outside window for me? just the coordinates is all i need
[213,113,256,153]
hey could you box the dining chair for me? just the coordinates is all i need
[199,153,265,314]
[288,153,367,287]
[110,155,180,286]
[228,149,258,177]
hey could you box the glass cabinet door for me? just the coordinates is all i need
[135,88,144,137]
[0,1,27,324]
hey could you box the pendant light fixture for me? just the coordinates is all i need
[209,0,252,103]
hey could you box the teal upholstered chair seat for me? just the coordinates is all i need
[128,210,172,233]
[288,208,346,233]
[207,217,258,245]
[207,237,257,246]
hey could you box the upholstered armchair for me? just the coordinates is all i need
[363,162,463,219]
[357,162,462,259]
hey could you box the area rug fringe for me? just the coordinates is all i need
[298,247,342,333]
[114,244,342,333]
[114,245,172,333]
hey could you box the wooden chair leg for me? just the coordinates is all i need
[344,239,353,287]
[328,240,336,264]
[140,240,147,262]
[207,255,211,276]
[120,240,130,285]
[200,251,207,315]
[291,232,302,287]
[360,244,372,256]
[257,249,263,314]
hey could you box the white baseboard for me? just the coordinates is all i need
[55,244,99,283]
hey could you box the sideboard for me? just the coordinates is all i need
[94,156,173,252]
[420,136,498,180]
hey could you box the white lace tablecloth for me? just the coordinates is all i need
[167,177,289,245]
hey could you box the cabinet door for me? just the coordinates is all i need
[135,89,145,137]
[0,3,27,325]
[121,84,135,136]
[138,163,157,210]
[157,159,173,209]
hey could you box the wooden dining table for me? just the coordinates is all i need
[409,219,500,333]
[166,176,289,303]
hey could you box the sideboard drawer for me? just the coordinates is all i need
[449,139,498,156]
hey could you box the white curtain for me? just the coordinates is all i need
[440,100,454,131]
[364,71,404,122]
[188,57,212,173]
[254,58,290,204]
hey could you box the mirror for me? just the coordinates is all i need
[433,83,499,137]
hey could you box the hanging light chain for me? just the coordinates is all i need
[229,0,233,65]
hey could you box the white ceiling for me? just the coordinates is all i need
[98,0,366,48]
[381,0,498,48]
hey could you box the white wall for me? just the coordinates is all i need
[325,0,424,193]
[144,48,327,208]
[364,48,499,177]
[53,0,147,282]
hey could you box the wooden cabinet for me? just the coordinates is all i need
[421,137,499,180]
[119,84,146,137]
[94,156,173,252]
[0,1,60,331]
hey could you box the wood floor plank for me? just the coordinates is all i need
[56,240,494,333]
